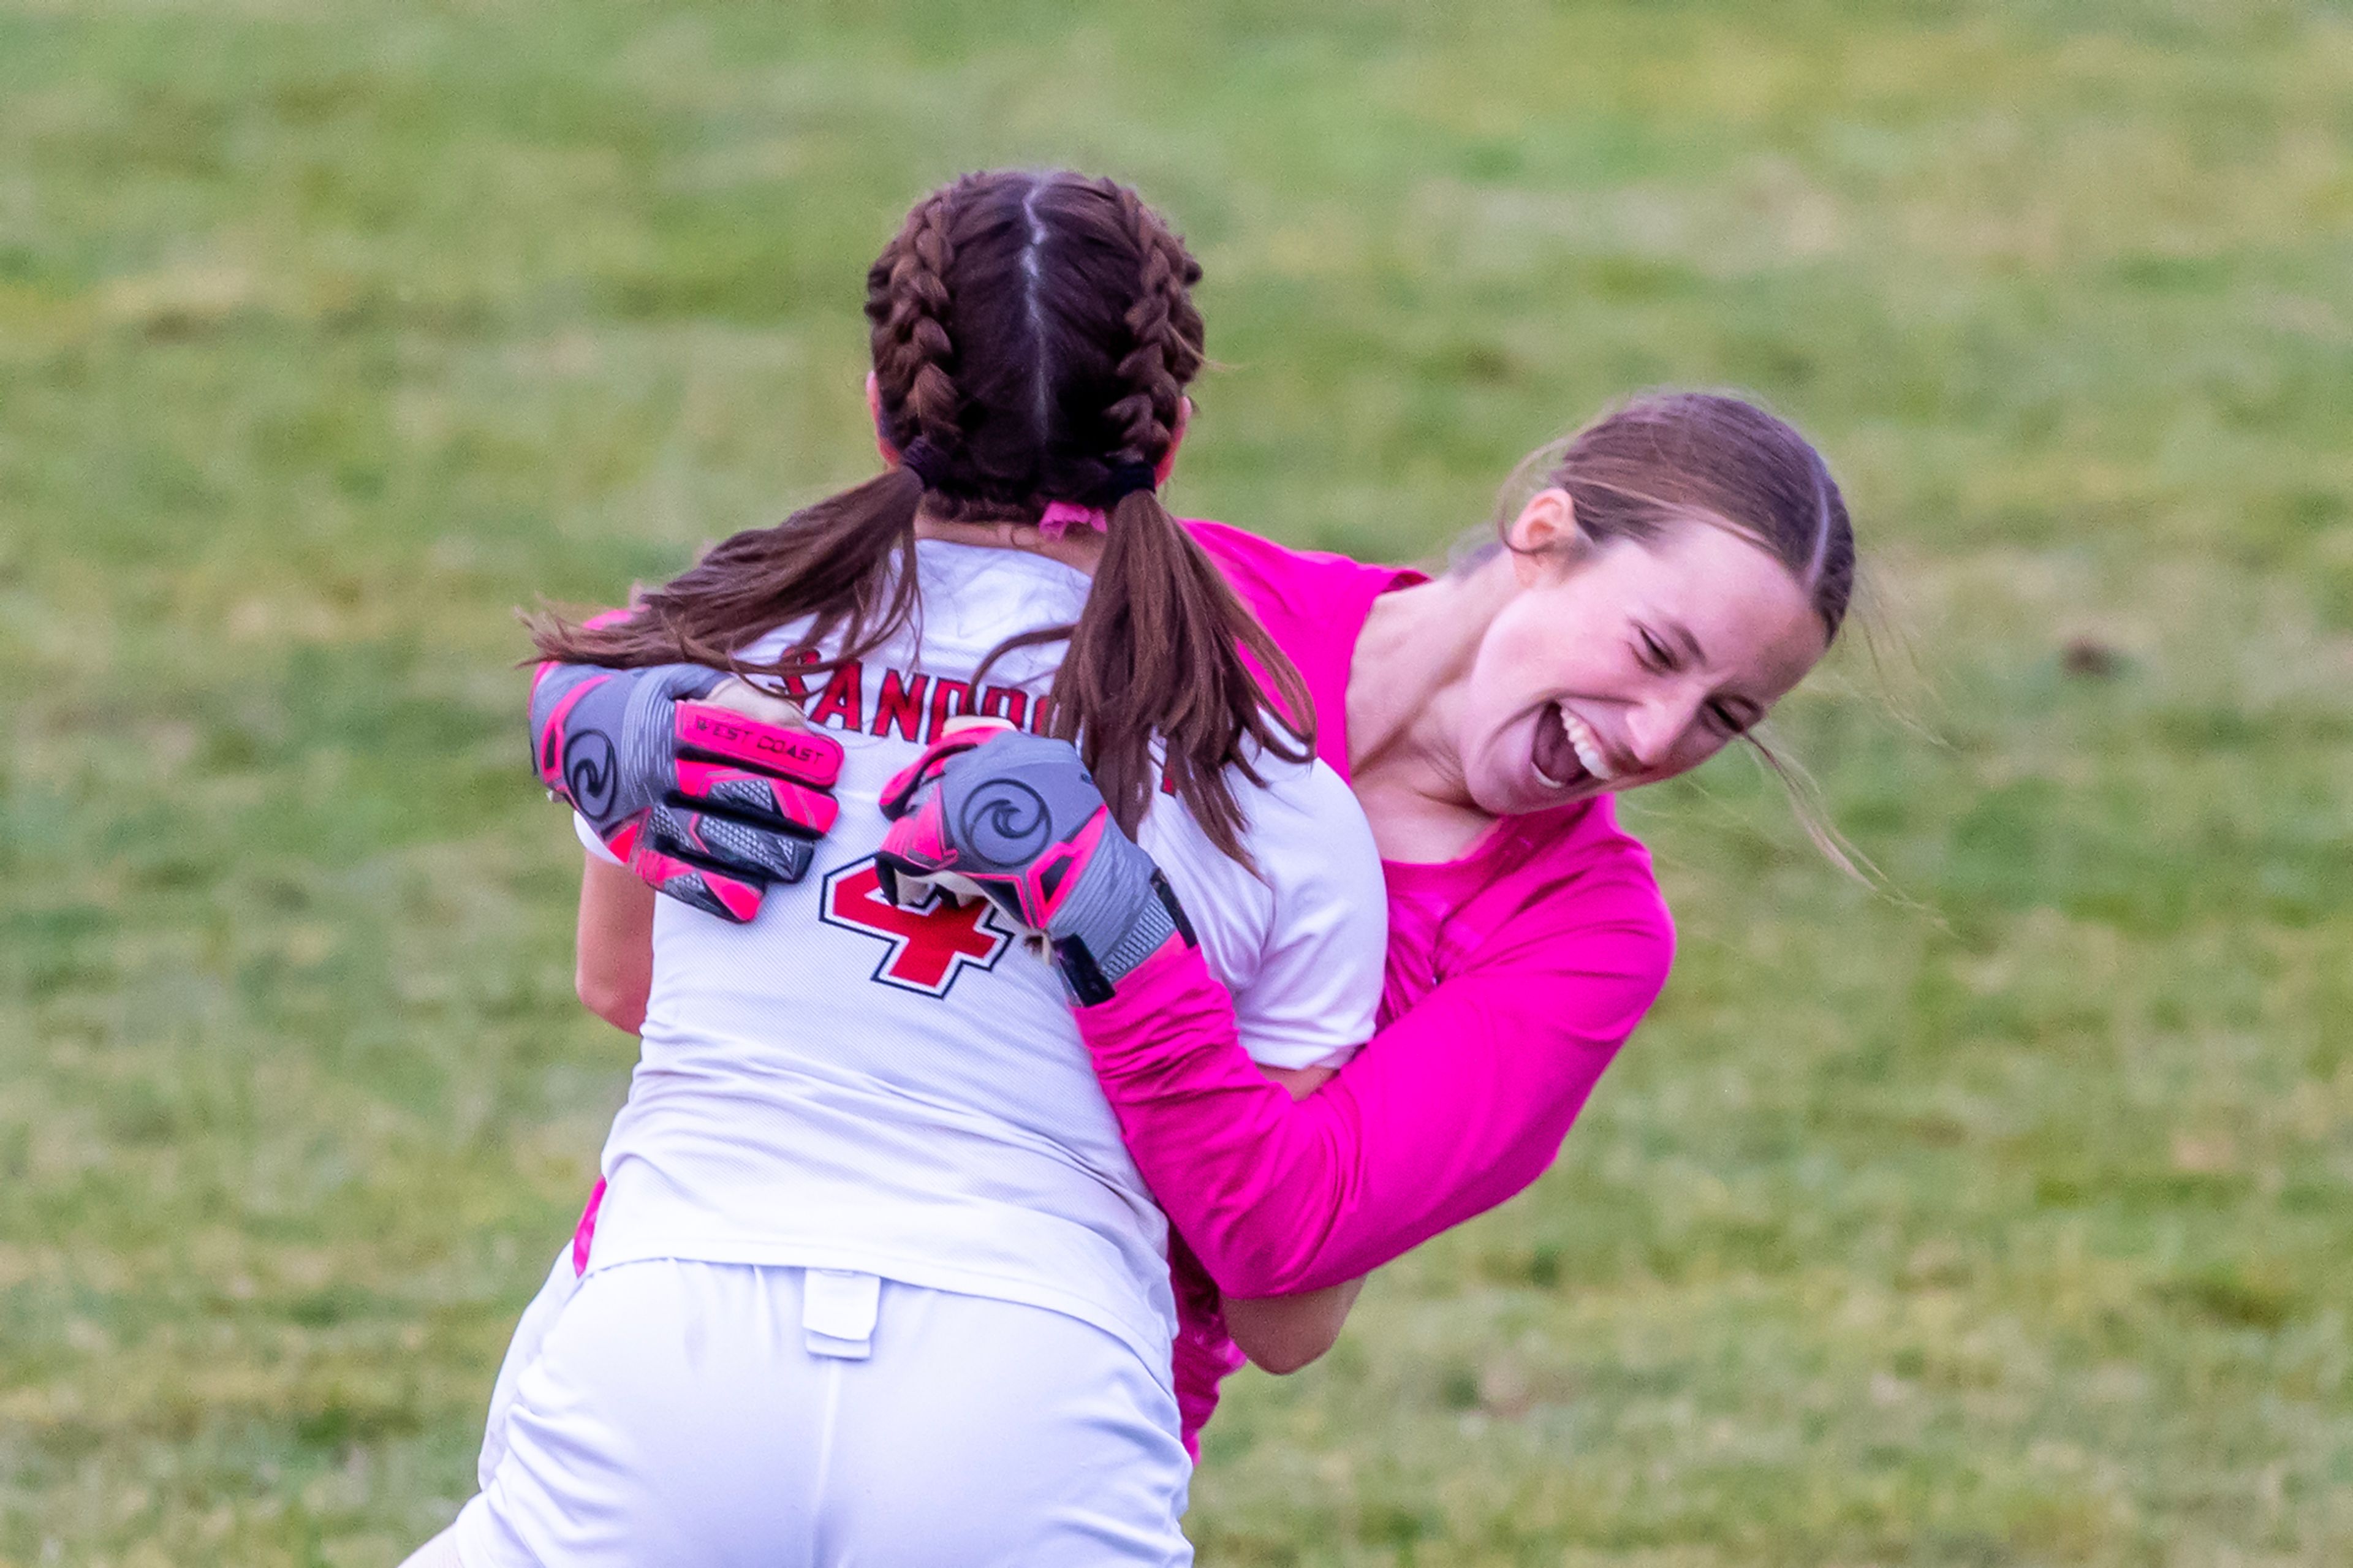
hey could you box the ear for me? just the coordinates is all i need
[1504,487,1580,585]
[867,373,900,466]
[1153,395,1192,487]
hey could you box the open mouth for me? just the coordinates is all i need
[1531,702,1616,792]
[1532,703,1588,790]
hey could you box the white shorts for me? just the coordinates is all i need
[474,1247,580,1494]
[454,1255,1193,1568]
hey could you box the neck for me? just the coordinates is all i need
[912,513,1107,576]
[1345,552,1514,858]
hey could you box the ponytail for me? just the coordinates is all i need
[1047,493,1314,865]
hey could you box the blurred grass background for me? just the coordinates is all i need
[3,1,2351,1562]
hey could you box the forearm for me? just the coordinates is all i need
[575,852,655,1032]
[1217,1060,1361,1374]
[1222,1277,1364,1375]
[1080,942,1644,1296]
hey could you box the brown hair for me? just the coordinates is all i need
[1513,390,1854,640]
[530,170,1313,860]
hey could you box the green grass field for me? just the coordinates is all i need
[4,1,2351,1562]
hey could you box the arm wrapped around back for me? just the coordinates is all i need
[1076,863,1673,1298]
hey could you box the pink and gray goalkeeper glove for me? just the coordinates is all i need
[530,660,843,923]
[875,724,1195,1004]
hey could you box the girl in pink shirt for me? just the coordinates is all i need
[902,395,1856,1450]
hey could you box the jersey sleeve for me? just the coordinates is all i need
[1227,762,1387,1072]
[1079,860,1672,1297]
[575,811,626,867]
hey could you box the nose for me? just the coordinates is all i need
[1624,687,1707,770]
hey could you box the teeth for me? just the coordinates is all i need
[1556,702,1616,782]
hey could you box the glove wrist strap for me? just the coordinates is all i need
[1053,871,1195,1006]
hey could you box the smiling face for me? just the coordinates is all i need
[1452,490,1832,817]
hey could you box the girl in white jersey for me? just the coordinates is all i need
[406,172,1386,1568]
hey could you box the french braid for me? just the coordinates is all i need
[1103,181,1205,468]
[866,180,970,460]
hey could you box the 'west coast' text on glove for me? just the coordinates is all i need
[531,659,843,923]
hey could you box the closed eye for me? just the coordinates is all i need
[1707,699,1760,737]
[1637,629,1675,672]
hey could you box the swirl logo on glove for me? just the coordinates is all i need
[958,780,1051,863]
[565,730,620,820]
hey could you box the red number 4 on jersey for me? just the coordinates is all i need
[819,857,1018,996]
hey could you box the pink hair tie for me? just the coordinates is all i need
[1037,499,1109,539]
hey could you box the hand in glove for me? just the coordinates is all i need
[875,721,1194,1003]
[531,659,843,923]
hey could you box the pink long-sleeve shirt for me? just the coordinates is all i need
[1118,521,1678,1450]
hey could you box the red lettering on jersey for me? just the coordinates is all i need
[925,678,971,741]
[977,685,1029,729]
[773,648,819,703]
[819,858,1016,996]
[872,668,929,741]
[808,663,864,732]
[1028,694,1057,735]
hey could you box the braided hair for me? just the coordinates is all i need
[532,170,1314,865]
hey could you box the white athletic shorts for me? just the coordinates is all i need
[453,1253,1193,1567]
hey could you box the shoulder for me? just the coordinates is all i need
[1179,518,1410,621]
[1248,756,1384,884]
[1485,798,1677,990]
[1180,517,1309,581]
[1242,747,1360,814]
[1181,519,1309,631]
[1148,748,1384,937]
[1224,744,1368,835]
[1424,806,1675,1045]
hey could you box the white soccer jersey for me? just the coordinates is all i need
[574,539,1385,1383]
